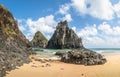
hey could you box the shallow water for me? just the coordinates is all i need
[90,48,120,54]
[33,48,120,56]
[33,48,71,57]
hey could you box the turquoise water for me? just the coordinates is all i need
[33,48,71,56]
[33,48,71,52]
[89,48,120,53]
[33,48,120,56]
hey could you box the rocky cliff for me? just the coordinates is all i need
[30,31,48,48]
[0,4,32,77]
[47,20,83,49]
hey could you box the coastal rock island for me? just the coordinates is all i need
[47,20,106,65]
[30,31,48,48]
[0,5,32,77]
[47,20,83,49]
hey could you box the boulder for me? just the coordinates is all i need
[47,20,83,49]
[60,48,106,65]
[30,31,48,48]
[55,51,66,57]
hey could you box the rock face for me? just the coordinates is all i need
[0,4,32,77]
[30,31,48,48]
[47,20,83,49]
[56,48,106,65]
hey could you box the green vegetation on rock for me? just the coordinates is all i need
[0,4,32,77]
[30,31,48,48]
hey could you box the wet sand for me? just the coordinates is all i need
[6,54,120,77]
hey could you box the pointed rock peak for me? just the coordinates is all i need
[34,31,47,41]
[30,31,48,48]
[47,21,83,49]
[0,4,7,11]
[36,31,41,34]
[59,20,68,25]
[57,20,68,27]
[0,4,28,44]
[0,4,13,18]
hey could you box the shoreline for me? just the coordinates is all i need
[5,52,120,77]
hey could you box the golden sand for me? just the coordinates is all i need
[6,54,120,77]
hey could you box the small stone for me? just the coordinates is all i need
[81,73,84,76]
[46,63,51,67]
[41,65,45,67]
[60,68,64,70]
[31,65,37,68]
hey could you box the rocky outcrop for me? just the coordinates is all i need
[0,4,32,77]
[56,48,106,65]
[47,20,83,49]
[30,31,48,48]
[52,20,107,65]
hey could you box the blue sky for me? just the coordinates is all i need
[1,0,120,48]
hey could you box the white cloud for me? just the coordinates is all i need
[71,0,87,15]
[17,19,22,23]
[19,26,26,32]
[57,3,73,22]
[62,14,72,22]
[77,24,98,37]
[17,19,26,32]
[84,36,105,47]
[18,15,57,40]
[57,0,120,21]
[113,1,120,17]
[77,22,120,48]
[26,16,55,34]
[71,0,114,20]
[71,26,76,31]
[98,22,120,36]
[98,22,112,35]
[58,3,71,15]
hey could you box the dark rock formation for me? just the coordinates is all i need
[30,31,48,48]
[55,51,66,57]
[0,4,32,77]
[52,20,107,65]
[47,20,83,49]
[57,48,106,65]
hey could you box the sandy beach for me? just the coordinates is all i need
[5,53,120,77]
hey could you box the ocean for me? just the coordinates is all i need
[33,48,120,56]
[90,48,120,54]
[33,48,71,56]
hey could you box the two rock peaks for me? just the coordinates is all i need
[32,20,83,49]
